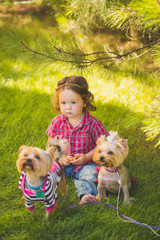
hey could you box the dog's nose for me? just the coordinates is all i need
[100,156,105,161]
[26,158,31,163]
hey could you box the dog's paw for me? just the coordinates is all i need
[96,194,101,202]
[62,194,67,201]
[102,196,109,202]
[30,209,36,216]
[46,211,53,220]
[123,197,135,205]
[130,197,135,202]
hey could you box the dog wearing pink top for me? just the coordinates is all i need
[16,137,68,219]
[93,131,135,205]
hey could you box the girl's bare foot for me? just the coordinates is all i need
[79,194,96,205]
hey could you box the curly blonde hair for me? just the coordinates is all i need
[52,76,96,112]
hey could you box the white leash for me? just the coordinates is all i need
[116,172,160,237]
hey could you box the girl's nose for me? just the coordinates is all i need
[66,104,71,109]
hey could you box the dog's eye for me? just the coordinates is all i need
[98,150,102,153]
[108,151,113,155]
[24,154,28,157]
[35,155,40,159]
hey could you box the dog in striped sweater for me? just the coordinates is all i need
[16,137,68,219]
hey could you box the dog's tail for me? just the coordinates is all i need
[48,136,69,161]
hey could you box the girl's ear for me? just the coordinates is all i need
[83,102,87,111]
[83,99,87,107]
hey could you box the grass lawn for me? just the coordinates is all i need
[0,12,160,240]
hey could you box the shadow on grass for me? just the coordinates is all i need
[0,85,53,151]
[1,84,160,240]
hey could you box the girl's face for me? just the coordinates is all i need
[59,89,86,120]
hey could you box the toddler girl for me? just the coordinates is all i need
[46,76,109,205]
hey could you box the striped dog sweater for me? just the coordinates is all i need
[19,161,61,212]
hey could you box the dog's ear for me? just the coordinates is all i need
[59,139,69,154]
[47,136,58,148]
[47,146,57,161]
[46,147,57,169]
[48,137,69,154]
[118,139,128,148]
[96,135,106,145]
[117,139,129,158]
[19,145,28,153]
[47,139,53,148]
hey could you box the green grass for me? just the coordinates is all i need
[0,14,160,240]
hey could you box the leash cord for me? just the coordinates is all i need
[116,177,130,223]
[60,201,160,236]
[116,174,160,237]
[60,175,160,236]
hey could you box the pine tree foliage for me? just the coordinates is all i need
[5,0,160,69]
[4,0,160,68]
[43,0,160,41]
[3,0,160,147]
[6,27,159,70]
[123,96,160,148]
[142,96,160,148]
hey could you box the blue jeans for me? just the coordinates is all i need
[64,163,98,200]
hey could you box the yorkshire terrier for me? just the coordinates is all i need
[93,131,134,204]
[16,137,68,219]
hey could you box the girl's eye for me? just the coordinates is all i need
[61,102,66,105]
[72,101,76,104]
[35,155,40,159]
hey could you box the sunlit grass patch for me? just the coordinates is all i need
[90,72,160,113]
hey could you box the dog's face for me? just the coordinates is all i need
[16,146,56,177]
[93,135,128,169]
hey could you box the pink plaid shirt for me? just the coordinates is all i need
[46,111,109,171]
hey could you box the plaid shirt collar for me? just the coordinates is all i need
[61,111,90,127]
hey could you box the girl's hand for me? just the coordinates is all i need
[70,153,88,165]
[58,156,70,166]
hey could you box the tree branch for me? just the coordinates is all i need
[19,41,90,64]
[53,45,109,56]
[122,48,152,61]
[19,39,160,68]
